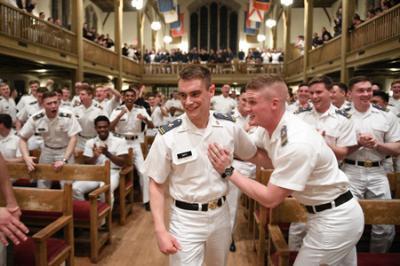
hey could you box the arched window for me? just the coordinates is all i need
[190,2,238,54]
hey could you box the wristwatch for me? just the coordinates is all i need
[221,166,234,179]
[62,158,68,164]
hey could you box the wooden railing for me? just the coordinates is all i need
[286,56,304,77]
[122,57,142,76]
[143,62,283,75]
[0,3,76,53]
[83,40,118,70]
[350,4,400,52]
[309,36,341,67]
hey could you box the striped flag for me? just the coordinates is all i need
[157,0,174,13]
[171,13,184,37]
[254,0,270,11]
[170,5,181,28]
[244,11,260,35]
[163,5,178,23]
[248,0,264,22]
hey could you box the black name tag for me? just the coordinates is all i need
[38,128,46,132]
[177,151,192,159]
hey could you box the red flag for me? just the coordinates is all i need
[171,13,184,37]
[254,0,270,11]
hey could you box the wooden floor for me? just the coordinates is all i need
[75,202,257,265]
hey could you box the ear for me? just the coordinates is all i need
[209,84,216,97]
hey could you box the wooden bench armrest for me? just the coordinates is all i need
[268,224,290,253]
[89,184,111,200]
[32,215,72,241]
[119,166,133,176]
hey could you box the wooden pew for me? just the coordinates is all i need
[252,168,273,266]
[0,184,74,266]
[7,162,111,263]
[388,172,400,199]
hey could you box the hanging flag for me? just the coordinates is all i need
[170,5,181,29]
[244,11,260,35]
[171,13,184,37]
[254,0,270,11]
[157,0,174,13]
[163,5,178,23]
[248,0,264,22]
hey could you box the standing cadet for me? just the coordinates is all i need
[331,82,351,111]
[73,84,108,152]
[290,75,358,250]
[18,91,81,187]
[208,75,364,266]
[143,65,260,266]
[388,80,400,114]
[343,76,400,253]
[16,80,40,113]
[0,114,22,163]
[287,82,312,113]
[73,115,128,208]
[110,87,154,210]
[0,82,17,125]
[210,84,237,114]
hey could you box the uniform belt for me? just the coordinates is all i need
[44,144,67,150]
[304,191,353,214]
[344,159,381,168]
[78,133,96,139]
[111,167,121,171]
[114,133,138,141]
[175,196,226,212]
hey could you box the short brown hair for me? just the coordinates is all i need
[80,83,94,95]
[391,80,400,86]
[308,75,333,90]
[348,76,371,90]
[42,90,57,100]
[179,65,211,89]
[246,74,286,92]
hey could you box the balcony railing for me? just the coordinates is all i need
[143,62,283,75]
[0,3,76,53]
[309,36,341,67]
[122,56,142,76]
[83,40,118,70]
[286,56,304,77]
[350,4,400,52]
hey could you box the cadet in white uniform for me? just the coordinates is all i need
[73,84,108,151]
[110,87,154,209]
[164,91,184,118]
[0,114,22,162]
[331,82,352,111]
[16,80,40,114]
[0,82,17,125]
[287,83,313,113]
[208,75,364,266]
[210,84,237,114]
[343,76,400,253]
[146,92,168,136]
[388,80,400,114]
[18,91,82,187]
[290,76,358,251]
[73,115,128,207]
[144,66,259,266]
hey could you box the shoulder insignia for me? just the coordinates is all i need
[335,109,351,119]
[213,112,235,122]
[397,113,400,118]
[0,97,3,101]
[32,112,44,121]
[372,104,389,112]
[113,133,123,138]
[280,125,288,147]
[134,104,144,109]
[158,119,182,135]
[115,106,123,111]
[94,103,103,110]
[59,112,72,118]
[293,106,312,114]
[29,100,38,105]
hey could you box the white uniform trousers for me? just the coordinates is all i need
[227,160,256,232]
[72,169,120,207]
[27,135,43,151]
[76,135,89,151]
[169,202,231,266]
[342,164,395,252]
[294,198,364,266]
[127,140,149,203]
[288,222,307,251]
[38,146,74,188]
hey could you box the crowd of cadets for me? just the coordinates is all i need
[0,76,400,252]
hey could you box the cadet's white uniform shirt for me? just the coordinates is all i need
[211,95,237,114]
[110,105,152,142]
[143,112,257,203]
[73,103,108,138]
[19,108,82,148]
[346,104,400,161]
[295,104,357,147]
[253,112,349,206]
[0,132,21,159]
[0,97,17,122]
[83,134,128,170]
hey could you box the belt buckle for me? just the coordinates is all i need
[364,160,373,167]
[208,200,218,210]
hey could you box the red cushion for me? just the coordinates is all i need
[22,210,62,220]
[357,253,400,266]
[271,251,298,265]
[14,237,68,265]
[73,200,109,221]
[13,178,36,187]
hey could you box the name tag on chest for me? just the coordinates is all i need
[173,149,197,165]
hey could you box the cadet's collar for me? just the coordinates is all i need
[315,104,336,118]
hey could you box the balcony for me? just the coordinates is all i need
[286,4,400,83]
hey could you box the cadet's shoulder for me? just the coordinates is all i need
[293,106,312,114]
[213,112,235,122]
[158,119,182,135]
[32,110,45,121]
[58,109,73,118]
[372,104,389,112]
[335,109,352,119]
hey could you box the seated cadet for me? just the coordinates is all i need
[0,114,23,163]
[0,82,17,126]
[73,115,128,207]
